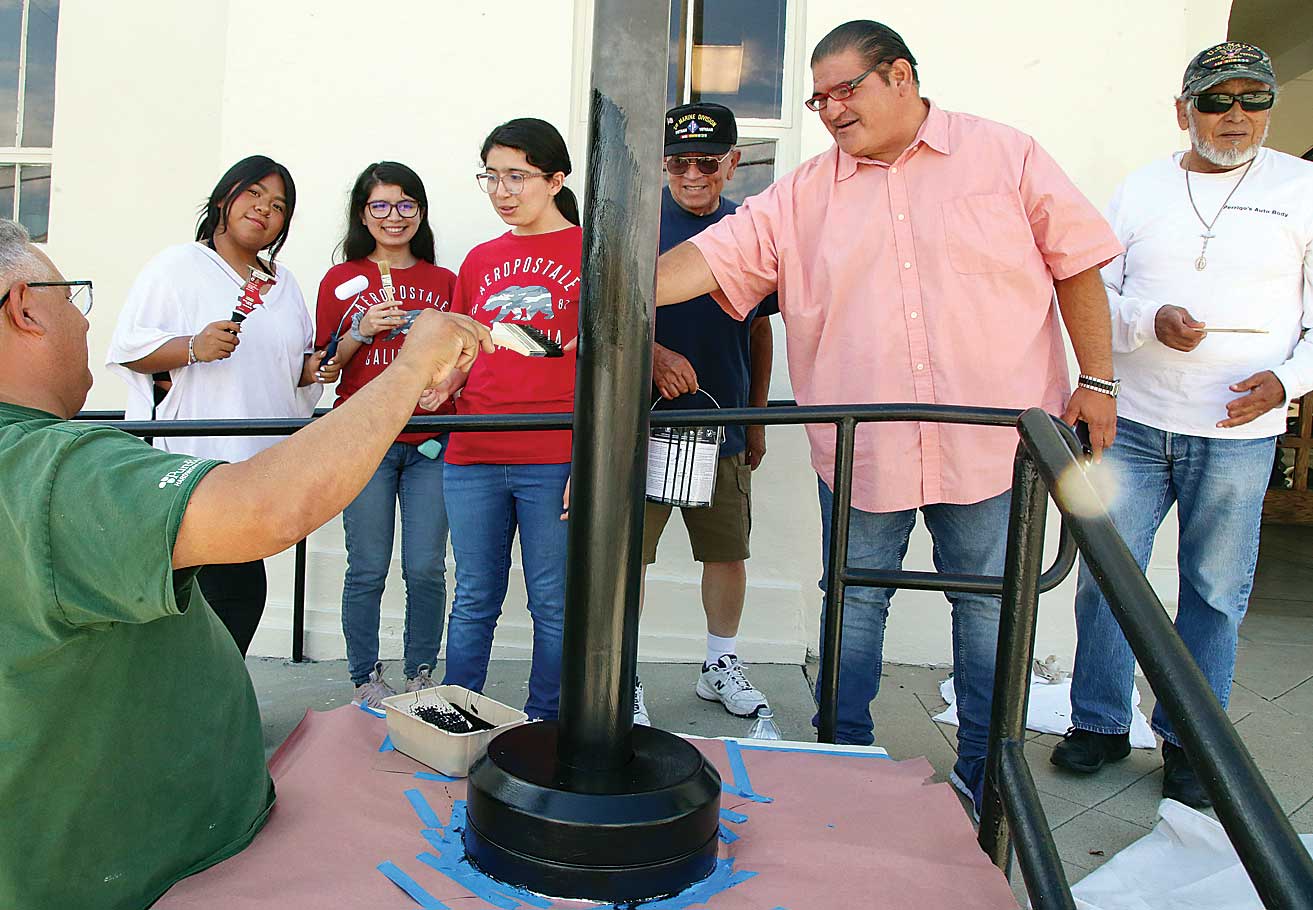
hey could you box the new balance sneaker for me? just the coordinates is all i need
[353,661,396,709]
[696,655,768,718]
[633,678,651,726]
[1050,728,1132,774]
[404,665,437,694]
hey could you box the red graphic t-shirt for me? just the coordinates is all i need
[445,226,582,465]
[315,259,457,445]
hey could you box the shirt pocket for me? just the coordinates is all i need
[941,193,1031,274]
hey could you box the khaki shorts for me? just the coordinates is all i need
[643,452,752,564]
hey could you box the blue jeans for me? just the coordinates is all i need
[1070,418,1274,746]
[342,441,450,685]
[442,462,570,720]
[817,478,1011,807]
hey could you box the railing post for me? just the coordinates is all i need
[979,444,1047,869]
[292,539,306,663]
[818,417,857,744]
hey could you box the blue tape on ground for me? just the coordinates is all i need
[376,860,450,909]
[738,742,891,759]
[358,702,387,718]
[717,823,739,844]
[404,789,445,830]
[415,771,459,782]
[638,858,757,909]
[719,808,748,824]
[722,740,772,803]
[417,853,520,910]
[379,733,395,752]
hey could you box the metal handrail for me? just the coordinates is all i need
[977,409,1313,909]
[72,402,1312,906]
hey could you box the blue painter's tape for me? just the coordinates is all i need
[717,823,739,844]
[358,702,387,718]
[738,742,891,759]
[404,789,445,830]
[416,853,519,910]
[639,858,757,909]
[379,734,395,752]
[722,740,773,803]
[415,771,459,783]
[719,808,748,824]
[376,860,449,909]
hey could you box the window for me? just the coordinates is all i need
[0,0,58,242]
[665,0,796,204]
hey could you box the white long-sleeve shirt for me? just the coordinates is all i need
[1103,148,1313,438]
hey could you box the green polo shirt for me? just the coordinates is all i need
[0,402,274,910]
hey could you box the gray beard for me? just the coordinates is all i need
[1187,110,1269,168]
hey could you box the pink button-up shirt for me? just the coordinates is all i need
[690,101,1122,512]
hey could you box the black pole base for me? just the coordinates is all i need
[464,721,722,903]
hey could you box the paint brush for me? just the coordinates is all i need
[1201,328,1269,334]
[232,265,275,325]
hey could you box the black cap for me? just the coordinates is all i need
[664,103,738,156]
[1182,42,1276,95]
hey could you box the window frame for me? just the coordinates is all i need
[569,0,805,194]
[1,0,57,239]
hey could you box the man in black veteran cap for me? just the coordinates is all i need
[1053,40,1313,810]
[632,102,778,728]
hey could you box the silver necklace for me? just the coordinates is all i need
[1184,154,1254,271]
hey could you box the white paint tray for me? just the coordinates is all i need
[380,685,528,777]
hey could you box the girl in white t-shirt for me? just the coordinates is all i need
[107,155,327,655]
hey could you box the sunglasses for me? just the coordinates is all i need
[1191,90,1275,114]
[664,152,731,176]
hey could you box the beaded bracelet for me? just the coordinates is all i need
[187,334,198,365]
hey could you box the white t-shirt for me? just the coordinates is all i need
[106,242,321,462]
[1103,148,1313,439]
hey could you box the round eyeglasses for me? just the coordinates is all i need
[367,200,420,219]
[475,171,551,196]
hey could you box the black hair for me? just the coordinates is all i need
[810,20,919,86]
[338,161,437,264]
[479,118,580,226]
[195,155,297,260]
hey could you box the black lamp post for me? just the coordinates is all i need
[461,0,723,902]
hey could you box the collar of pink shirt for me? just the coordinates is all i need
[834,99,951,181]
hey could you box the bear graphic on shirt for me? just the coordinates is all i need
[483,285,554,322]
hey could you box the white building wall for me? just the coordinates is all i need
[48,0,1236,669]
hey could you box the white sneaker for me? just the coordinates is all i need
[696,655,768,718]
[404,664,437,694]
[633,678,650,726]
[353,661,396,709]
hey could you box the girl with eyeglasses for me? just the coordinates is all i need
[107,155,324,655]
[430,118,581,720]
[313,161,458,706]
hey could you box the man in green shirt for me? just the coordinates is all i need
[0,219,491,910]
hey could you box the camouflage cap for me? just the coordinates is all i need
[1182,42,1276,95]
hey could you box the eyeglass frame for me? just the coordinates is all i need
[1190,90,1275,114]
[805,57,901,111]
[0,280,94,316]
[365,199,422,219]
[475,170,554,196]
[664,151,735,176]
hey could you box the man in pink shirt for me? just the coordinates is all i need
[655,20,1123,811]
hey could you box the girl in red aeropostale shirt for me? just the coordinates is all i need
[314,161,456,707]
[435,119,581,720]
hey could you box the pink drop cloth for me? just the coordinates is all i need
[155,705,1016,909]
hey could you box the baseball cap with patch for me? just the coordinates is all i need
[664,102,738,156]
[1182,42,1277,95]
